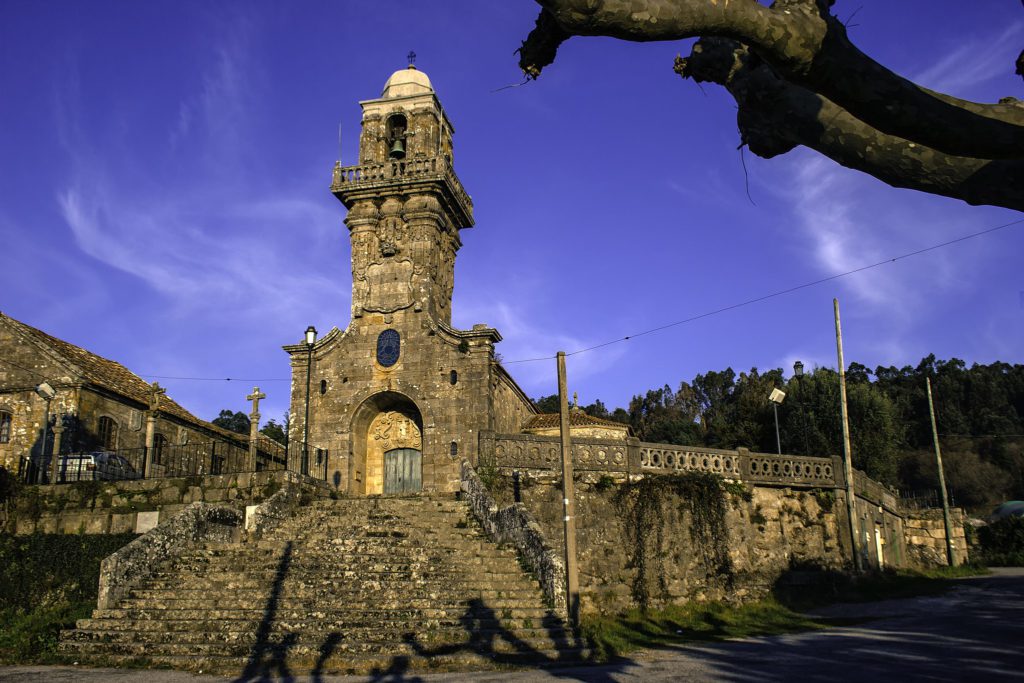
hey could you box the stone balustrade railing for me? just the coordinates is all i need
[479,431,839,489]
[331,157,473,217]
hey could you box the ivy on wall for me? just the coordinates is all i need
[615,472,734,609]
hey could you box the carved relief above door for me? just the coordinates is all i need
[366,410,422,494]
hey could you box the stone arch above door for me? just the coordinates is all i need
[349,391,424,496]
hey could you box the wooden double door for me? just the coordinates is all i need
[383,448,422,494]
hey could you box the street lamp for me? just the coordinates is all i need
[302,325,317,476]
[793,360,810,454]
[35,382,56,483]
[768,387,786,455]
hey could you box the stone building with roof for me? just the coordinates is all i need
[284,65,636,496]
[0,311,244,477]
[522,410,632,440]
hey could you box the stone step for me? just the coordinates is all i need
[136,577,539,595]
[103,594,550,613]
[92,610,561,626]
[59,633,577,659]
[153,565,536,581]
[59,495,567,676]
[167,552,524,569]
[128,585,541,602]
[63,624,570,647]
[56,646,587,676]
[192,540,516,557]
[133,573,540,590]
[263,528,491,545]
[76,612,562,633]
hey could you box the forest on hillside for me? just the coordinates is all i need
[535,355,1024,513]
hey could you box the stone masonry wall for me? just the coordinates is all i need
[486,472,844,614]
[290,318,501,494]
[489,369,535,436]
[903,508,969,567]
[5,470,329,536]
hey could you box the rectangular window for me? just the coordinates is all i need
[0,411,11,444]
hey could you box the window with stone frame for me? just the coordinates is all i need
[153,433,167,465]
[0,410,11,444]
[97,415,118,450]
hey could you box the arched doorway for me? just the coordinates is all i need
[350,392,423,495]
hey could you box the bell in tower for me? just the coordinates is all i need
[386,114,407,160]
[331,65,474,327]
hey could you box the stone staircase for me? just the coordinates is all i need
[60,495,583,675]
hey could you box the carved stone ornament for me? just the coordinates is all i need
[370,411,421,452]
[177,427,189,446]
[129,409,143,431]
[378,216,405,257]
[364,259,414,313]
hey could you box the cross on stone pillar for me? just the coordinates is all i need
[144,382,166,478]
[247,387,266,419]
[246,387,266,471]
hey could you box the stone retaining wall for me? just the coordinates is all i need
[903,508,969,567]
[6,470,330,535]
[97,502,242,609]
[484,472,846,614]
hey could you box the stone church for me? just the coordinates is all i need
[285,65,574,496]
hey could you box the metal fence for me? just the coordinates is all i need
[899,489,959,510]
[18,434,328,484]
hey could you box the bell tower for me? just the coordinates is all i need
[331,64,473,327]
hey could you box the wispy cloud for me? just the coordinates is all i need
[912,21,1024,97]
[51,8,345,331]
[455,299,626,395]
[789,156,920,313]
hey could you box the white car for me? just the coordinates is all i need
[58,451,141,482]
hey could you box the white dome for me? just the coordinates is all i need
[381,67,433,98]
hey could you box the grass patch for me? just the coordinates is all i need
[582,600,823,661]
[0,532,135,664]
[0,602,93,664]
[772,564,989,612]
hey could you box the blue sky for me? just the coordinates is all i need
[1,1,1021,425]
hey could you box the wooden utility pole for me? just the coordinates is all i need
[556,352,580,627]
[834,299,862,571]
[926,377,957,567]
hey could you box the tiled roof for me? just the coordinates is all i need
[0,312,237,439]
[524,411,630,431]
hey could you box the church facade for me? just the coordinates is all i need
[285,66,537,495]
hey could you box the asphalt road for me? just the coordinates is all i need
[2,568,1022,683]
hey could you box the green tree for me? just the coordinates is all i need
[211,409,250,435]
[627,384,701,445]
[259,418,287,445]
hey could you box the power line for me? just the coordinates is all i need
[939,433,1024,439]
[139,375,289,382]
[505,216,1024,364]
